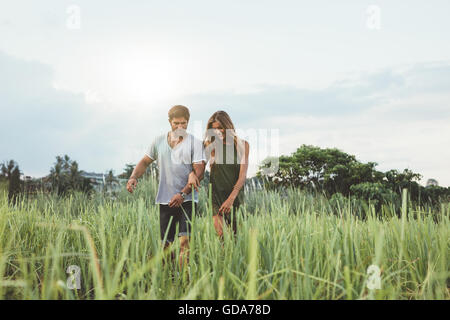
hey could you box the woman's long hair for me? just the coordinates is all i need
[204,111,245,168]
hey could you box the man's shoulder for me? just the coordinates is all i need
[152,133,167,144]
[187,133,204,145]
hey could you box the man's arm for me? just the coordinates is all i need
[130,155,153,179]
[181,161,205,194]
[127,155,153,193]
[185,137,207,192]
[169,137,206,206]
[193,162,205,181]
[168,161,205,207]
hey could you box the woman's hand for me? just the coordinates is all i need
[219,197,235,215]
[188,171,200,192]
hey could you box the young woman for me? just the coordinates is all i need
[189,111,249,237]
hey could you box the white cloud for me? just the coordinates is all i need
[1,46,450,187]
[264,90,450,186]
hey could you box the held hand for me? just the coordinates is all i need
[219,197,235,215]
[126,178,138,193]
[169,193,184,208]
[188,172,200,192]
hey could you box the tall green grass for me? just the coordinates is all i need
[0,176,448,299]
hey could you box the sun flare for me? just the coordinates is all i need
[104,48,179,103]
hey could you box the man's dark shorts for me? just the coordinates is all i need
[159,201,193,244]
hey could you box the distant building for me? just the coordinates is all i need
[79,171,125,193]
[32,171,125,194]
[426,179,439,187]
[18,175,50,194]
[80,171,105,185]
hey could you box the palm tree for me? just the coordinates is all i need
[1,160,21,202]
[49,155,94,197]
[105,169,118,193]
[1,160,16,180]
[69,160,82,190]
[63,154,70,171]
[8,166,22,206]
[50,160,63,195]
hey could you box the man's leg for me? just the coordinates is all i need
[159,204,177,264]
[178,201,192,271]
[179,235,189,271]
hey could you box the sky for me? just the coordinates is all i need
[1,0,449,186]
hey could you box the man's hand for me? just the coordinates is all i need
[219,197,235,215]
[188,171,200,192]
[126,177,138,193]
[169,193,184,208]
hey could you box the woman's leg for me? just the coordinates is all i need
[213,214,224,238]
[224,211,237,236]
[212,202,225,239]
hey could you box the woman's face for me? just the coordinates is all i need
[211,121,225,140]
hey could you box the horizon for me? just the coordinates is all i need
[11,142,447,188]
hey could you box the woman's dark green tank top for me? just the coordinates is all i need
[210,141,244,209]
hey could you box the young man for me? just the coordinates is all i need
[126,105,206,270]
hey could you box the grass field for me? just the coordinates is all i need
[0,176,448,300]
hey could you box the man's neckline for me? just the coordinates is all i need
[167,132,188,150]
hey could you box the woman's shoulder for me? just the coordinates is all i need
[235,138,249,154]
[236,137,249,147]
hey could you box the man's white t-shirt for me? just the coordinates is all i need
[145,132,206,204]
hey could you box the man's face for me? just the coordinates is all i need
[169,117,188,131]
[169,117,188,141]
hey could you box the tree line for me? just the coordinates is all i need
[258,144,450,211]
[2,146,449,211]
[0,155,145,204]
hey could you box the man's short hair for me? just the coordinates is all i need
[168,105,190,121]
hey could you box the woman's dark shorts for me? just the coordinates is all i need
[159,201,193,244]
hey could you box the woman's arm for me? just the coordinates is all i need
[228,140,250,200]
[218,140,249,214]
